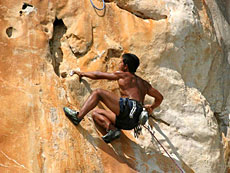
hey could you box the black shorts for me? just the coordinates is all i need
[115,98,143,130]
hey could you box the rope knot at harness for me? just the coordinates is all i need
[90,0,105,10]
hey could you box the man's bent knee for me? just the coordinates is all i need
[93,88,105,95]
[92,109,102,120]
[91,110,98,119]
[92,89,105,99]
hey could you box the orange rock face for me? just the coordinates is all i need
[2,0,228,172]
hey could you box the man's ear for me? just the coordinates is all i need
[124,64,129,71]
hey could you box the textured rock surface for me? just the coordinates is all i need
[0,0,230,172]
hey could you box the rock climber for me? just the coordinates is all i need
[63,53,163,143]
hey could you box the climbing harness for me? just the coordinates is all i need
[133,108,148,138]
[90,0,105,10]
[142,125,185,173]
[138,108,148,125]
[129,101,136,118]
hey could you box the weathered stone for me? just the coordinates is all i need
[1,0,230,172]
[114,0,168,20]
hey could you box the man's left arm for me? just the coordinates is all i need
[145,82,163,114]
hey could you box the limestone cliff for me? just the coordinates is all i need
[0,0,229,172]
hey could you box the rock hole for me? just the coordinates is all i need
[6,27,14,38]
[49,18,67,76]
[44,27,49,33]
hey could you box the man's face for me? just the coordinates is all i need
[119,58,125,71]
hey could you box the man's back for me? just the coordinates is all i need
[117,71,148,104]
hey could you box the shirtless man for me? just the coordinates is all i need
[63,53,163,143]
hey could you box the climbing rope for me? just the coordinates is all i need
[90,0,105,10]
[143,125,184,173]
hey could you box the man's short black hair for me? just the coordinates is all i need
[122,53,140,73]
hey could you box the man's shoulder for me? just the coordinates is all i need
[135,74,145,81]
[136,75,151,86]
[114,71,130,76]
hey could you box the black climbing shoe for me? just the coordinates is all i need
[102,129,121,143]
[63,107,82,125]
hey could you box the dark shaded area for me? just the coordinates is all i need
[135,10,167,20]
[22,2,33,9]
[49,18,67,76]
[214,112,229,136]
[6,27,13,38]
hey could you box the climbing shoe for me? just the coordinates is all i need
[102,129,121,143]
[63,107,82,125]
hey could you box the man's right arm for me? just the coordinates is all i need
[74,71,123,81]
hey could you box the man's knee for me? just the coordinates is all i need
[92,89,105,99]
[93,88,104,95]
[92,109,100,119]
[92,110,97,119]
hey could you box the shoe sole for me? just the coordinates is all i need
[102,132,121,143]
[63,107,80,125]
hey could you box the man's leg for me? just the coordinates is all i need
[78,89,120,119]
[92,108,121,143]
[92,108,117,130]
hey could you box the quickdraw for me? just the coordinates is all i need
[90,0,105,10]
